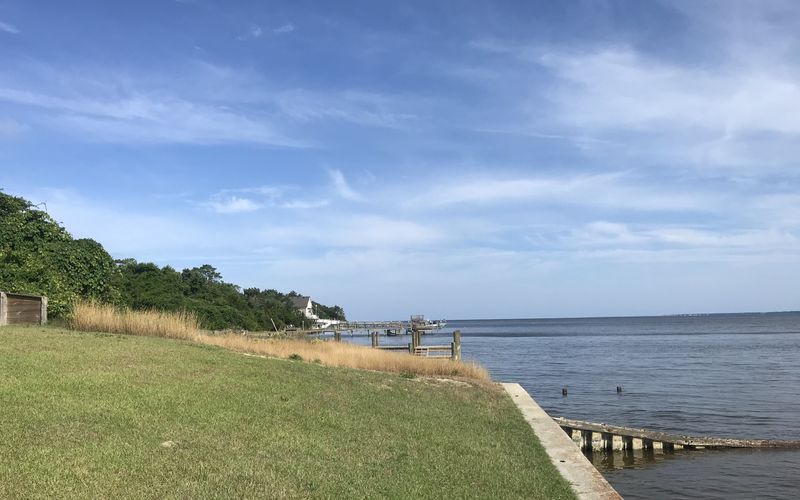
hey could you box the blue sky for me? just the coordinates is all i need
[1,1,799,319]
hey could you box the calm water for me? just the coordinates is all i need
[344,313,800,499]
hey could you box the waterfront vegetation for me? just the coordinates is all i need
[71,301,489,380]
[0,191,345,330]
[0,325,576,499]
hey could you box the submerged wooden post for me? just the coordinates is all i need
[601,432,614,451]
[451,330,461,360]
[622,436,634,451]
[371,331,378,348]
[581,430,594,451]
[334,330,341,342]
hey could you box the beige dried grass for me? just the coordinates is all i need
[201,334,490,381]
[70,301,490,381]
[70,301,200,341]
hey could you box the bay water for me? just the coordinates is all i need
[344,313,800,499]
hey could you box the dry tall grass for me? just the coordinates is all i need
[202,335,491,381]
[70,301,200,341]
[70,302,490,381]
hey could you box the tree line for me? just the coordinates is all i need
[0,191,345,330]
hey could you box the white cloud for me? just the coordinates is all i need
[328,169,362,201]
[539,48,800,137]
[237,25,263,40]
[280,199,329,209]
[273,23,295,35]
[0,21,18,34]
[470,13,800,174]
[210,185,328,211]
[206,196,261,214]
[274,89,417,128]
[568,221,799,253]
[407,173,722,213]
[0,78,307,147]
[256,214,443,250]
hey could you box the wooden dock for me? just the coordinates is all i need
[370,329,462,360]
[554,417,800,451]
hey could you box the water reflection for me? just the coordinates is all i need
[588,447,685,471]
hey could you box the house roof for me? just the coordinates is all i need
[289,296,311,309]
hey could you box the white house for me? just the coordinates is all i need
[289,296,318,320]
[289,295,342,328]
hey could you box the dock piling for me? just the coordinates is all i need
[622,436,634,451]
[601,432,614,451]
[451,330,461,360]
[580,430,593,451]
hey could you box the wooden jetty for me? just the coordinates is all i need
[329,329,463,360]
[332,321,406,332]
[314,317,444,336]
[372,329,461,360]
[554,417,800,451]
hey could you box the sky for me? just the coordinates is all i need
[1,0,799,320]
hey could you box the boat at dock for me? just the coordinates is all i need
[408,315,447,333]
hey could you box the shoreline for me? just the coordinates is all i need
[503,383,621,500]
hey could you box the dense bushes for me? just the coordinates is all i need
[0,192,119,316]
[0,191,346,330]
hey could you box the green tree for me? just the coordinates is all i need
[0,191,119,316]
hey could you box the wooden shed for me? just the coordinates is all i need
[0,292,48,326]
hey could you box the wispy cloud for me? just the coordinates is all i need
[0,70,308,147]
[0,21,19,34]
[466,5,800,176]
[275,89,417,128]
[328,169,361,201]
[538,47,800,137]
[567,221,798,253]
[273,23,295,35]
[280,199,329,209]
[406,173,723,213]
[206,196,262,214]
[237,25,263,40]
[238,23,294,40]
[207,185,328,212]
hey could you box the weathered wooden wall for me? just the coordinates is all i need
[0,292,48,326]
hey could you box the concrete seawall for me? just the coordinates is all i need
[502,383,622,500]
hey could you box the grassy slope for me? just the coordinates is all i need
[0,326,575,499]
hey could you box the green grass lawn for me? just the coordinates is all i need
[0,325,575,499]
